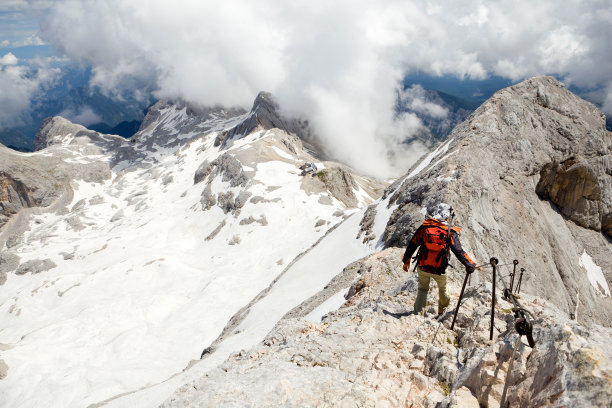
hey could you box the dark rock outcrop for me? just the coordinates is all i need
[224,92,312,142]
[536,157,611,236]
[194,153,249,187]
[316,167,358,208]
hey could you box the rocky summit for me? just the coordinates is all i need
[0,76,610,408]
[383,76,611,326]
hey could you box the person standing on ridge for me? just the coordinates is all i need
[402,203,477,316]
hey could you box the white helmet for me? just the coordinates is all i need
[430,203,451,221]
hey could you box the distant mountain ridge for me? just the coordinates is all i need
[0,64,151,151]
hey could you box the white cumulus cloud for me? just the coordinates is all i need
[58,106,102,127]
[0,52,18,66]
[400,85,449,119]
[0,55,59,128]
[34,0,612,177]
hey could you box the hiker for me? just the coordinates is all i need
[402,203,476,316]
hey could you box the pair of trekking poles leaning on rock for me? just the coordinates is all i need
[402,203,480,317]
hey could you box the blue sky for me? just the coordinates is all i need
[0,4,47,49]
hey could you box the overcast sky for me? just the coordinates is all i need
[2,0,611,176]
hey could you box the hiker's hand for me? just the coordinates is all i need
[403,262,409,271]
[466,265,475,274]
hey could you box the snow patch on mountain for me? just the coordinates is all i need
[407,137,453,179]
[304,288,349,323]
[579,250,610,297]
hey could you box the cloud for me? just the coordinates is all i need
[58,106,102,126]
[0,52,18,65]
[14,33,45,47]
[0,55,58,128]
[399,85,449,119]
[0,65,41,127]
[36,0,612,177]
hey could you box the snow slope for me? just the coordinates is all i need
[0,104,390,407]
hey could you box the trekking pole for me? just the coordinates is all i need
[490,257,498,341]
[450,269,471,331]
[517,268,525,294]
[509,260,518,293]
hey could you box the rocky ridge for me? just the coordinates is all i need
[165,249,611,407]
[383,76,612,326]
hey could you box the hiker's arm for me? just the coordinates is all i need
[450,230,475,268]
[402,227,422,264]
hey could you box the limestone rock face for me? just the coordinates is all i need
[34,117,88,151]
[536,156,610,235]
[0,117,119,230]
[194,153,249,187]
[134,100,247,150]
[381,76,612,326]
[317,167,358,208]
[0,158,66,229]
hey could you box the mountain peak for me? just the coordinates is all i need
[221,91,313,148]
[34,116,88,151]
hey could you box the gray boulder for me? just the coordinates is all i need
[15,259,57,275]
[316,167,358,208]
[194,153,249,187]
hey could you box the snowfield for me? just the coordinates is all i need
[0,113,391,407]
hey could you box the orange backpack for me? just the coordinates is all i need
[418,225,450,273]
